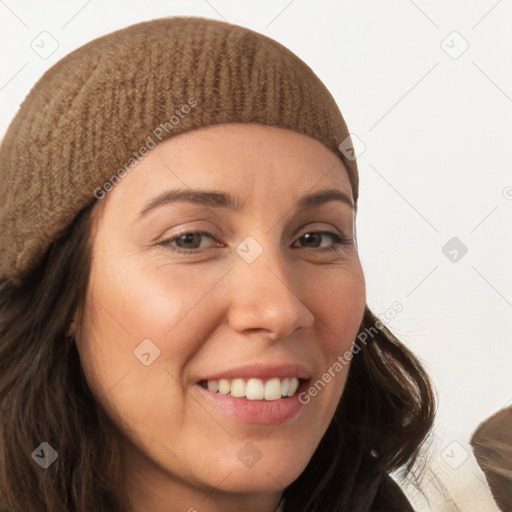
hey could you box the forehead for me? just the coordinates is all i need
[161,123,348,180]
[92,124,352,222]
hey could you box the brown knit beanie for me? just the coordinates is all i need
[0,16,359,287]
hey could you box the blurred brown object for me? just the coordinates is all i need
[470,407,512,512]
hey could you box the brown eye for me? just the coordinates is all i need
[158,231,218,254]
[293,231,352,252]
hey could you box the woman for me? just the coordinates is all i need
[0,16,435,511]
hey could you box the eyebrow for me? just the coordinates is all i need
[136,187,354,220]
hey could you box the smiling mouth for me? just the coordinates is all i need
[198,377,305,401]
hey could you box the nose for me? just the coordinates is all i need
[226,240,315,341]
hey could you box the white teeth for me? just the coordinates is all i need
[230,378,246,398]
[246,378,265,400]
[287,377,299,396]
[281,377,290,396]
[218,379,230,395]
[203,377,301,400]
[207,380,219,393]
[264,377,282,401]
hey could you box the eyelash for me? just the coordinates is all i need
[157,230,353,256]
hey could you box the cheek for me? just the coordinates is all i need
[78,253,225,391]
[291,263,366,420]
[87,251,215,340]
[76,259,214,443]
[307,264,366,354]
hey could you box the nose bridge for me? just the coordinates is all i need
[227,232,314,339]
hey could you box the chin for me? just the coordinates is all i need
[209,448,312,494]
[215,466,303,494]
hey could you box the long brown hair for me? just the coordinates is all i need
[0,200,436,511]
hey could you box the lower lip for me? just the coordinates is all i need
[195,381,308,425]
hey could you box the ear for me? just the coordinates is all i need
[67,311,79,337]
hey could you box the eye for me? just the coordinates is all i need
[158,231,218,255]
[292,231,353,253]
[157,230,353,255]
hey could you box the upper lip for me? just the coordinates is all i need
[198,363,312,382]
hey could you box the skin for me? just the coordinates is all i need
[74,123,366,512]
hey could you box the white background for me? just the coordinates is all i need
[1,1,511,510]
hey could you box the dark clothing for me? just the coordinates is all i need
[278,474,415,511]
[372,475,415,511]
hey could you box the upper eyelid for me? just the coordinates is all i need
[162,227,350,246]
[164,217,351,237]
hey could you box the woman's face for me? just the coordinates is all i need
[76,123,366,510]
